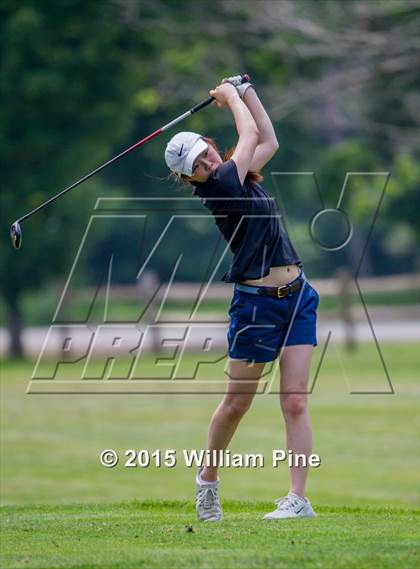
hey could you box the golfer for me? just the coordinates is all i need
[164,76,319,521]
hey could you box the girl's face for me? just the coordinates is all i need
[188,144,223,183]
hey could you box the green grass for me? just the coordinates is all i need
[1,343,419,568]
[1,343,419,506]
[1,501,419,568]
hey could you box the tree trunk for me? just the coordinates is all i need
[7,297,24,359]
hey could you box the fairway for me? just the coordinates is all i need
[1,343,419,567]
[1,501,418,569]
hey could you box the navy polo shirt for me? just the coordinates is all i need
[192,159,301,283]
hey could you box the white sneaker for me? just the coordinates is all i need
[195,470,223,522]
[263,492,316,520]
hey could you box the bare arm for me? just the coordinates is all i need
[241,87,279,171]
[210,83,259,185]
[227,95,260,184]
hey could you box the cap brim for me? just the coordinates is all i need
[183,138,208,176]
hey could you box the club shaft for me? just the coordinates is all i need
[17,97,215,224]
[16,73,250,225]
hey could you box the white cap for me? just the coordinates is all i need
[164,132,208,176]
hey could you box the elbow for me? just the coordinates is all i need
[266,140,279,159]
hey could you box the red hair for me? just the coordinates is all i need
[222,146,263,184]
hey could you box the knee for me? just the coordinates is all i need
[280,394,307,419]
[221,396,252,421]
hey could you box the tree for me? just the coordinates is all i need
[1,0,418,356]
[0,0,140,356]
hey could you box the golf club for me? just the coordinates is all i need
[10,74,251,250]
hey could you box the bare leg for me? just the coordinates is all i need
[279,345,313,499]
[200,359,266,482]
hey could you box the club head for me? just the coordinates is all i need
[10,221,22,250]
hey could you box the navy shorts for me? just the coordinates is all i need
[227,275,319,363]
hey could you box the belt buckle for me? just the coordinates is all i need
[277,286,288,298]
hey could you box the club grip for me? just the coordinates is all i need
[190,74,251,114]
[191,96,214,113]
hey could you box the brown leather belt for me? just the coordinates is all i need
[236,276,304,298]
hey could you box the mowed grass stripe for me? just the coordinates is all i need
[2,499,419,515]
